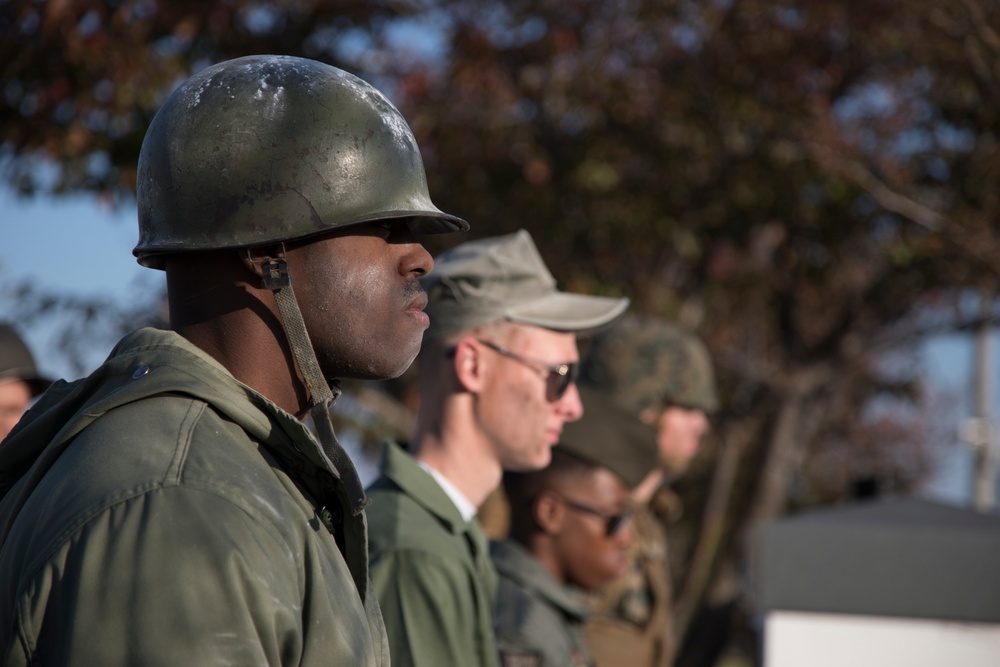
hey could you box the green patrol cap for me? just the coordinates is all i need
[580,315,719,415]
[422,229,629,338]
[558,386,658,488]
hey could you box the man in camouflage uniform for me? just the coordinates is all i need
[491,387,657,667]
[0,55,466,666]
[579,315,719,667]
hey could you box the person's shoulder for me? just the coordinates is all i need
[15,393,310,556]
[366,483,461,558]
[494,579,566,666]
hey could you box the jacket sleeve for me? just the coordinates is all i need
[7,485,304,666]
[370,548,485,667]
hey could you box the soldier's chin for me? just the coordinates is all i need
[659,455,694,479]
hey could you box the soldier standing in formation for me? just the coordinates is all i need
[366,230,628,667]
[0,55,466,665]
[492,387,659,667]
[581,315,719,667]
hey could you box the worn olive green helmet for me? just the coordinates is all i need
[134,55,467,268]
[580,315,719,415]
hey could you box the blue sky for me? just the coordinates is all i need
[0,185,990,506]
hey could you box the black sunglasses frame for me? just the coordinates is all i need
[553,494,632,537]
[476,339,579,402]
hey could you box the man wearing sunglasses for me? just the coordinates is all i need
[366,230,628,667]
[492,387,657,666]
[580,316,719,667]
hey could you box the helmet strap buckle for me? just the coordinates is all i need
[257,244,292,290]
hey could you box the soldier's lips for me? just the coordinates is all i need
[405,293,429,328]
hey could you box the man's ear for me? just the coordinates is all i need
[533,492,565,536]
[453,336,487,394]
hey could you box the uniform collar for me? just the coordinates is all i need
[379,441,469,534]
[490,538,590,621]
[416,459,478,522]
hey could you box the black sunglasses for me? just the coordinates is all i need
[476,339,579,402]
[554,494,632,537]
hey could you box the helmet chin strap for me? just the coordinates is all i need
[260,252,369,516]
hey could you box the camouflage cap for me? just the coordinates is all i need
[580,315,718,415]
[558,386,658,488]
[0,323,51,397]
[422,229,629,338]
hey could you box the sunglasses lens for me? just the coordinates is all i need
[606,510,631,537]
[549,363,579,400]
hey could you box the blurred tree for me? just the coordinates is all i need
[0,0,428,198]
[4,0,1000,664]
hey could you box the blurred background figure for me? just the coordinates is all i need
[366,230,627,667]
[0,323,51,441]
[493,387,657,667]
[580,315,719,667]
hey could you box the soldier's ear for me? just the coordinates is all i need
[453,336,487,394]
[533,492,565,535]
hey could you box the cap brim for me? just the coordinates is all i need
[504,292,629,336]
[559,386,658,488]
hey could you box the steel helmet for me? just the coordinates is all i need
[134,55,467,268]
[580,315,719,415]
[0,323,51,397]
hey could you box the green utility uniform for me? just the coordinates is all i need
[492,539,594,667]
[367,441,499,667]
[0,328,389,666]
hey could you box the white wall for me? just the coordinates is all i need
[764,610,1000,667]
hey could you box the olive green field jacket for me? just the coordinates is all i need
[366,441,499,667]
[492,539,594,667]
[0,328,389,666]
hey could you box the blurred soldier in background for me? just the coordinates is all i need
[492,386,657,667]
[580,315,719,667]
[366,230,628,667]
[0,324,51,442]
[0,55,466,665]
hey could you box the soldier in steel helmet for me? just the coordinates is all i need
[0,324,51,442]
[579,315,719,667]
[491,387,657,667]
[365,230,628,667]
[0,55,465,666]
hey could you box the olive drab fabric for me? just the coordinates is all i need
[0,328,389,665]
[420,229,629,339]
[367,441,500,667]
[134,55,467,269]
[580,315,719,415]
[559,387,658,489]
[492,539,594,667]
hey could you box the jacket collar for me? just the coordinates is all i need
[490,538,590,621]
[379,441,468,535]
